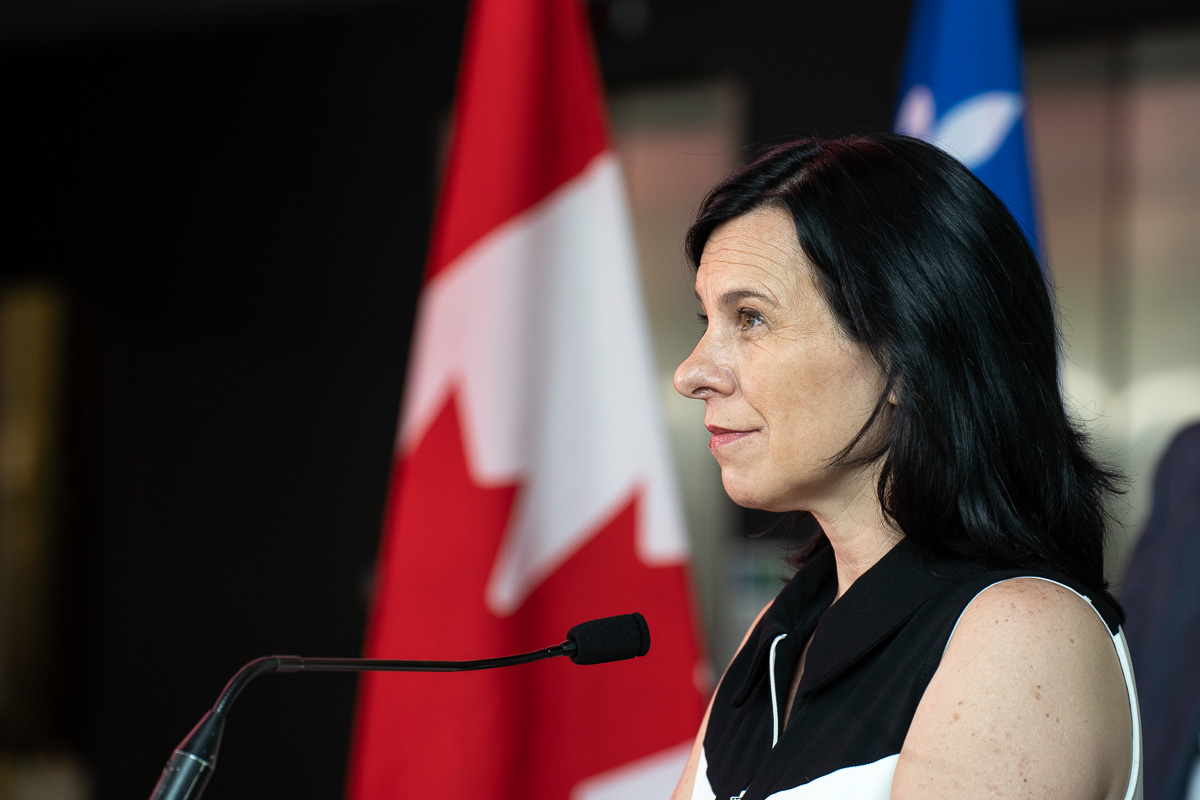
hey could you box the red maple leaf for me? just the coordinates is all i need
[348,395,707,800]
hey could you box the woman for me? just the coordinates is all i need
[670,134,1141,800]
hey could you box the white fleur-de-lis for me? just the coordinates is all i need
[895,84,1023,170]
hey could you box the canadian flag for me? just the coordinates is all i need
[345,0,707,798]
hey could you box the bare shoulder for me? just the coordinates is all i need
[951,577,1116,652]
[891,578,1133,800]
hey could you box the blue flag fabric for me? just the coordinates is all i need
[894,0,1039,248]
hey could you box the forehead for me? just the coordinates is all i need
[695,207,811,301]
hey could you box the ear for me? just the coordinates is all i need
[886,377,901,406]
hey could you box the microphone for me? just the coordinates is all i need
[149,612,649,800]
[566,610,651,665]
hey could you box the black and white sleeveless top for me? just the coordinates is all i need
[690,538,1143,800]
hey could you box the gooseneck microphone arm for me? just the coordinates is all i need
[149,612,650,800]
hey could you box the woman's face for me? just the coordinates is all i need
[674,206,889,514]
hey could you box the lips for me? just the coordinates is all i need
[706,425,755,449]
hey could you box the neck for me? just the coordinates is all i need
[809,463,900,599]
[822,525,902,600]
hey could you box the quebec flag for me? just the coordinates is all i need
[894,0,1039,247]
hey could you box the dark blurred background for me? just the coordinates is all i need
[2,1,1199,798]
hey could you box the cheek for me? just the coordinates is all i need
[759,353,876,451]
[762,352,841,417]
[747,366,825,448]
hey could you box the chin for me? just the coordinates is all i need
[720,475,788,512]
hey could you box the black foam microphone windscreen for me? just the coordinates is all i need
[565,612,651,665]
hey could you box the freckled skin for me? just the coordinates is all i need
[891,579,1134,799]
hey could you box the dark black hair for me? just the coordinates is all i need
[687,133,1122,610]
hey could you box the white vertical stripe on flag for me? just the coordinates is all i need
[399,153,689,615]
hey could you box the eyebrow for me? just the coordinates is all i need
[694,288,778,308]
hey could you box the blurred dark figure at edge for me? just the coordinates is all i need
[1122,423,1200,800]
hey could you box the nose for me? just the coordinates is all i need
[674,337,735,399]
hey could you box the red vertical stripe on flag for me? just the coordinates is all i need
[428,0,608,278]
[346,0,707,798]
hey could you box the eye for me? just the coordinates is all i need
[695,311,709,327]
[737,308,765,330]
